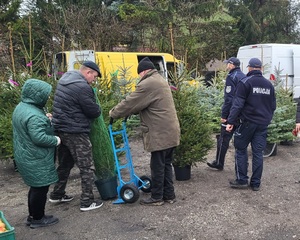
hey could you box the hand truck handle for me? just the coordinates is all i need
[109,116,128,125]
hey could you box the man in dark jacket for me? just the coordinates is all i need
[109,57,180,206]
[49,61,103,211]
[207,57,245,170]
[226,58,276,191]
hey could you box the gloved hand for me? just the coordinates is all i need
[109,109,114,117]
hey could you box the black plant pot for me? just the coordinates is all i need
[173,165,191,181]
[94,175,118,200]
[280,140,293,146]
[263,143,277,157]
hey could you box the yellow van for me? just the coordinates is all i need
[52,50,182,82]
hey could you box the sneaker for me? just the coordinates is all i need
[49,195,74,203]
[30,216,59,229]
[26,215,53,226]
[229,180,248,189]
[164,198,177,204]
[80,200,103,212]
[140,197,164,206]
[207,161,223,170]
[250,185,260,191]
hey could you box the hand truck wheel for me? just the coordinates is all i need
[138,175,152,193]
[120,184,140,203]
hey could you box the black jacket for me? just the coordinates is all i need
[221,67,245,119]
[227,70,276,126]
[52,70,101,133]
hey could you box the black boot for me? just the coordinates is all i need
[207,161,223,170]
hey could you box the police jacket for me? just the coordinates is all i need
[12,79,58,187]
[221,67,245,119]
[227,70,276,126]
[52,70,101,133]
[110,69,180,152]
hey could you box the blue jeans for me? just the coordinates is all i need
[233,122,268,187]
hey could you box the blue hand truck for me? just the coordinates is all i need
[108,118,152,204]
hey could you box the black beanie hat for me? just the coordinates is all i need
[137,57,155,74]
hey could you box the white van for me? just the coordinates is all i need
[237,43,300,98]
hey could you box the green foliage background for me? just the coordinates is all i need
[1,0,300,76]
[0,74,56,159]
[266,68,297,143]
[1,0,300,163]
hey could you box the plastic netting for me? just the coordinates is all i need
[90,88,116,179]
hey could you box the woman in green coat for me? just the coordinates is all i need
[12,79,60,229]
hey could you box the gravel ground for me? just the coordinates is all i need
[1,137,300,240]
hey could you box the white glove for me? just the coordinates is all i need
[55,136,61,146]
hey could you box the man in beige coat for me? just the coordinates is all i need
[109,57,180,206]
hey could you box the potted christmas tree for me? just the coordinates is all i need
[171,73,214,180]
[90,89,117,200]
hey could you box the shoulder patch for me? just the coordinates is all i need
[241,75,253,83]
[226,86,231,93]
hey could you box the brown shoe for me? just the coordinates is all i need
[140,197,164,206]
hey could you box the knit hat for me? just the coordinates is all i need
[82,61,101,77]
[137,57,155,74]
[247,58,262,68]
[223,57,240,67]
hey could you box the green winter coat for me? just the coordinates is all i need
[12,79,58,187]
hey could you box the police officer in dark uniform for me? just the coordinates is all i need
[226,58,276,191]
[207,57,245,170]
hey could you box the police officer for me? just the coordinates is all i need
[207,57,245,170]
[226,58,276,191]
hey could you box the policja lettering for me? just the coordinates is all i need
[253,87,270,95]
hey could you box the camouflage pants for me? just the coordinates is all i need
[50,132,95,206]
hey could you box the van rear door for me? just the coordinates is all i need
[237,44,273,77]
[53,50,95,79]
[137,55,167,80]
[68,50,95,70]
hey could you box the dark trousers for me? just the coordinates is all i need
[28,185,49,220]
[150,147,176,200]
[50,132,95,206]
[215,124,234,168]
[233,122,268,187]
